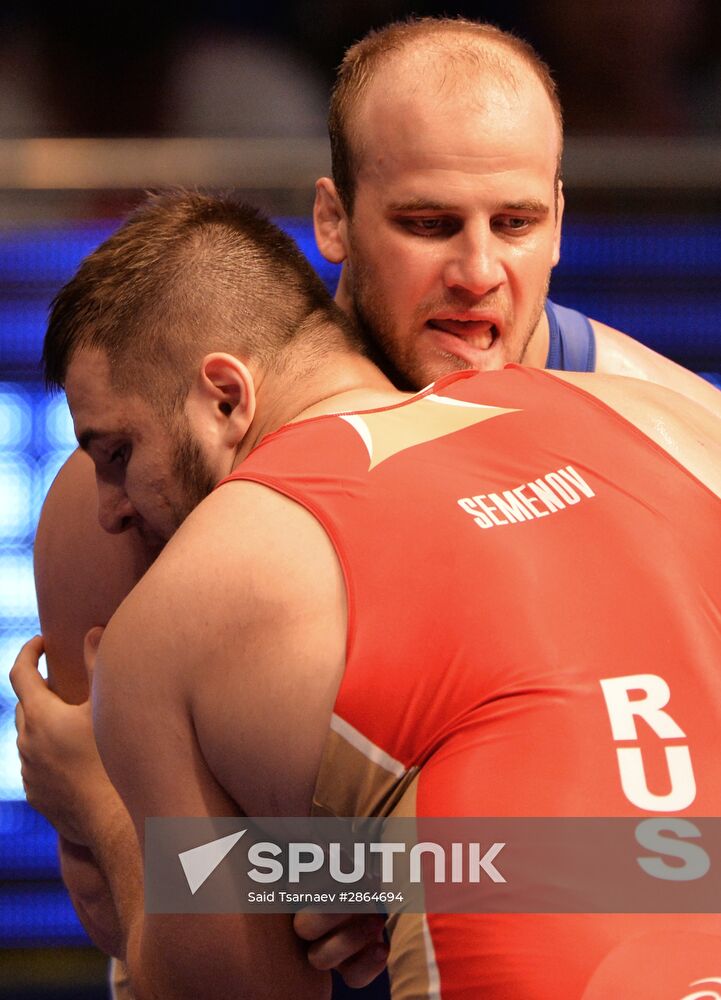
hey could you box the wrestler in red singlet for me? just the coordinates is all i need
[220,366,721,999]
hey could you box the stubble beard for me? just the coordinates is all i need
[348,259,427,392]
[517,275,552,368]
[167,417,218,533]
[349,258,552,391]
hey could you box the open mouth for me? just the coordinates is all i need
[427,318,499,352]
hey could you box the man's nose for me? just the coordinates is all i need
[443,226,505,297]
[97,482,136,534]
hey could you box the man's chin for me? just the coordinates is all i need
[408,344,492,389]
[422,325,513,374]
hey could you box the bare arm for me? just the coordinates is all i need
[89,482,345,999]
[592,320,721,421]
[28,453,382,987]
[58,827,125,958]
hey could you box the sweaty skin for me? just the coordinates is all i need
[33,456,388,991]
[31,98,721,977]
[94,372,721,998]
[35,26,721,710]
[15,356,721,999]
[590,319,721,419]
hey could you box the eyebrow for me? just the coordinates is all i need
[387,198,456,212]
[502,200,550,215]
[387,197,551,215]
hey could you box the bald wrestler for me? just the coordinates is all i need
[315,17,721,415]
[12,191,721,999]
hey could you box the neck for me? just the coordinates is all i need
[232,348,401,468]
[334,265,353,314]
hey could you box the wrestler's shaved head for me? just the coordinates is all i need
[44,190,363,417]
[329,17,563,214]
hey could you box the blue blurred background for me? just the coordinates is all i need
[1,1,720,996]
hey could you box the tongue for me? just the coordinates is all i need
[429,319,495,349]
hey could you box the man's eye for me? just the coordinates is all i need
[498,217,533,233]
[398,217,458,237]
[109,446,129,465]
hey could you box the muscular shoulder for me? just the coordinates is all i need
[90,479,334,999]
[591,320,721,420]
[105,480,346,662]
[98,479,347,815]
[553,370,721,498]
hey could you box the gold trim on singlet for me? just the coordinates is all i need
[312,721,442,998]
[311,715,419,819]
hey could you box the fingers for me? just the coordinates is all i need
[294,911,353,941]
[335,939,390,989]
[83,627,105,683]
[301,912,387,978]
[9,636,46,703]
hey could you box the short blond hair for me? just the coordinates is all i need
[329,17,563,213]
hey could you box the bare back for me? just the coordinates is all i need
[554,369,721,499]
[592,319,721,422]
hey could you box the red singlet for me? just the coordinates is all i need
[220,367,721,999]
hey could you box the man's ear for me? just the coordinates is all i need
[189,353,256,448]
[552,180,564,268]
[314,177,349,264]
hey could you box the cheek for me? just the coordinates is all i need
[351,220,444,313]
[378,241,442,300]
[371,266,427,325]
[126,457,171,510]
[508,244,554,294]
[126,477,155,515]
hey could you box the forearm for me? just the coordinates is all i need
[82,792,144,970]
[59,834,126,958]
[85,797,329,1000]
[81,793,204,1000]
